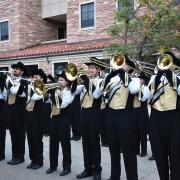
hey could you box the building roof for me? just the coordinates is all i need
[0,39,120,60]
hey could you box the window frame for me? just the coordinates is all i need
[116,0,139,11]
[0,19,10,42]
[52,60,69,77]
[79,1,96,31]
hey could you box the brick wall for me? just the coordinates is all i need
[0,0,21,51]
[67,0,116,43]
[18,0,57,49]
[0,0,57,52]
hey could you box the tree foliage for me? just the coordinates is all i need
[106,0,180,61]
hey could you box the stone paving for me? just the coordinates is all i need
[0,131,159,180]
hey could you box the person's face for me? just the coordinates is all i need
[88,65,100,77]
[140,78,145,85]
[33,75,43,82]
[58,77,68,88]
[13,68,23,77]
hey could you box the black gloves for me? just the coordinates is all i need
[104,70,119,89]
[163,70,173,87]
[71,79,78,94]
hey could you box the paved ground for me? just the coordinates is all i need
[0,131,159,180]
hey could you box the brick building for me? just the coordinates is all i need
[0,0,137,75]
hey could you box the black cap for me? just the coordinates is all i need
[47,74,56,83]
[33,69,47,83]
[139,72,150,84]
[125,55,136,69]
[11,62,26,71]
[85,57,105,70]
[56,71,69,82]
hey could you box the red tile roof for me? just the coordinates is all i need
[0,39,120,60]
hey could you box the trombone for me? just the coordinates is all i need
[135,61,156,76]
[89,54,126,70]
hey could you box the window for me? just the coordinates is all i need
[116,0,135,11]
[0,21,9,41]
[81,2,95,29]
[54,62,68,77]
[0,67,9,74]
[58,27,66,40]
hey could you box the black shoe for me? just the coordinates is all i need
[27,163,34,169]
[107,177,120,180]
[31,164,43,170]
[74,136,81,141]
[60,169,71,176]
[93,173,101,180]
[148,155,155,161]
[0,156,5,161]
[46,168,57,174]
[7,159,24,165]
[77,170,93,179]
[140,153,147,157]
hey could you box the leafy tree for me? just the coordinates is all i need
[106,0,180,61]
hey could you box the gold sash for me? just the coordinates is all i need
[51,104,61,116]
[26,100,35,112]
[109,86,129,109]
[8,93,16,105]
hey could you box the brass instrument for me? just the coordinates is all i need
[89,54,126,70]
[157,54,180,72]
[135,61,156,75]
[111,54,126,70]
[34,80,61,96]
[65,63,90,81]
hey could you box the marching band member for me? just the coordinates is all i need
[104,55,141,180]
[0,73,7,161]
[70,93,81,141]
[46,71,74,176]
[43,74,56,136]
[6,62,27,165]
[25,69,47,170]
[133,73,149,157]
[143,51,180,180]
[76,60,104,180]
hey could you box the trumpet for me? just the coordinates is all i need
[34,80,61,96]
[157,54,180,72]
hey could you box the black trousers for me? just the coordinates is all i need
[42,103,51,135]
[134,105,148,154]
[70,95,81,137]
[106,108,138,180]
[26,111,43,165]
[150,108,180,180]
[49,113,71,170]
[79,108,102,174]
[100,108,108,144]
[8,104,25,160]
[0,101,6,158]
